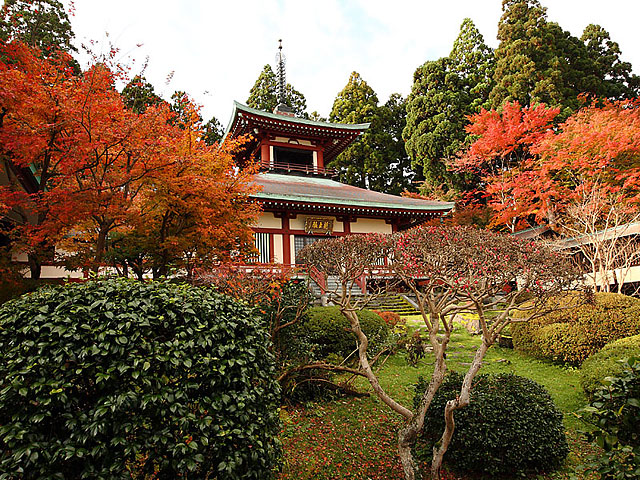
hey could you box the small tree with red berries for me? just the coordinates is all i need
[300,227,580,480]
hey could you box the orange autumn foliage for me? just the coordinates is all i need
[456,99,640,231]
[0,40,259,276]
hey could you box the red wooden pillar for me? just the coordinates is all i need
[282,216,291,265]
[261,142,270,168]
[342,215,351,234]
[316,148,324,170]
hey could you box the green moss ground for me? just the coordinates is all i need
[278,325,596,480]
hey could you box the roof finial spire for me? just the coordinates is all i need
[274,39,293,115]
[276,39,287,106]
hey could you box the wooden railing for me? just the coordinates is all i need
[309,265,327,294]
[261,161,335,176]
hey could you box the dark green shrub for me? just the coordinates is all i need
[414,373,568,476]
[0,279,281,479]
[581,358,640,479]
[512,292,640,365]
[581,335,640,397]
[0,278,65,305]
[302,306,390,361]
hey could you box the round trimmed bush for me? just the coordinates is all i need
[0,279,281,479]
[302,306,390,361]
[414,373,568,476]
[512,292,640,365]
[581,334,640,397]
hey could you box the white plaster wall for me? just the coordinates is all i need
[13,252,28,262]
[38,266,84,279]
[273,234,284,263]
[350,218,392,234]
[255,212,282,229]
[615,265,640,285]
[289,216,306,231]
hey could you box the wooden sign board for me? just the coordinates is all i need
[305,217,334,235]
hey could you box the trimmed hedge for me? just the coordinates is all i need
[581,334,640,397]
[512,293,640,365]
[0,279,281,479]
[302,306,390,361]
[414,373,568,476]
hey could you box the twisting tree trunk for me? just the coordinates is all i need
[430,340,489,478]
[298,228,580,480]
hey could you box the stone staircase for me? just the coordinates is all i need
[308,274,365,300]
[364,293,420,316]
[307,274,420,315]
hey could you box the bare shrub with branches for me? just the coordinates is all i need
[559,184,640,294]
[299,227,580,480]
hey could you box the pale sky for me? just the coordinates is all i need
[65,0,640,127]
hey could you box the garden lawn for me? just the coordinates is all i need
[278,326,596,480]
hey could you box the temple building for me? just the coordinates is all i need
[222,44,454,265]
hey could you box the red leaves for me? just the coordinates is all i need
[457,98,640,230]
[463,102,559,162]
[0,40,259,272]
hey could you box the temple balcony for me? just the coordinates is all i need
[260,159,336,177]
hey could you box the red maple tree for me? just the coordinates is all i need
[0,41,259,278]
[454,101,560,232]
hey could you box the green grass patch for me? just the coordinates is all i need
[278,326,593,480]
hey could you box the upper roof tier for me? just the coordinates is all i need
[253,173,454,218]
[222,101,370,164]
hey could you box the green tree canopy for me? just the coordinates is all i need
[580,23,640,100]
[121,75,163,114]
[202,116,224,145]
[404,18,493,197]
[490,0,639,115]
[329,72,411,194]
[0,0,75,54]
[246,64,308,117]
[378,93,415,195]
[450,18,495,112]
[490,0,570,110]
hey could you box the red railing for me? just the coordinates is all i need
[309,265,327,294]
[261,161,335,176]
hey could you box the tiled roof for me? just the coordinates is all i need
[252,173,454,214]
[222,102,370,163]
[558,221,640,248]
[223,102,369,138]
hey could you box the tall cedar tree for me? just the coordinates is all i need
[169,90,224,145]
[0,0,75,54]
[246,64,308,117]
[580,24,640,100]
[404,18,493,198]
[490,0,639,116]
[380,93,415,195]
[121,80,223,145]
[121,75,163,114]
[329,72,411,193]
[491,0,567,112]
